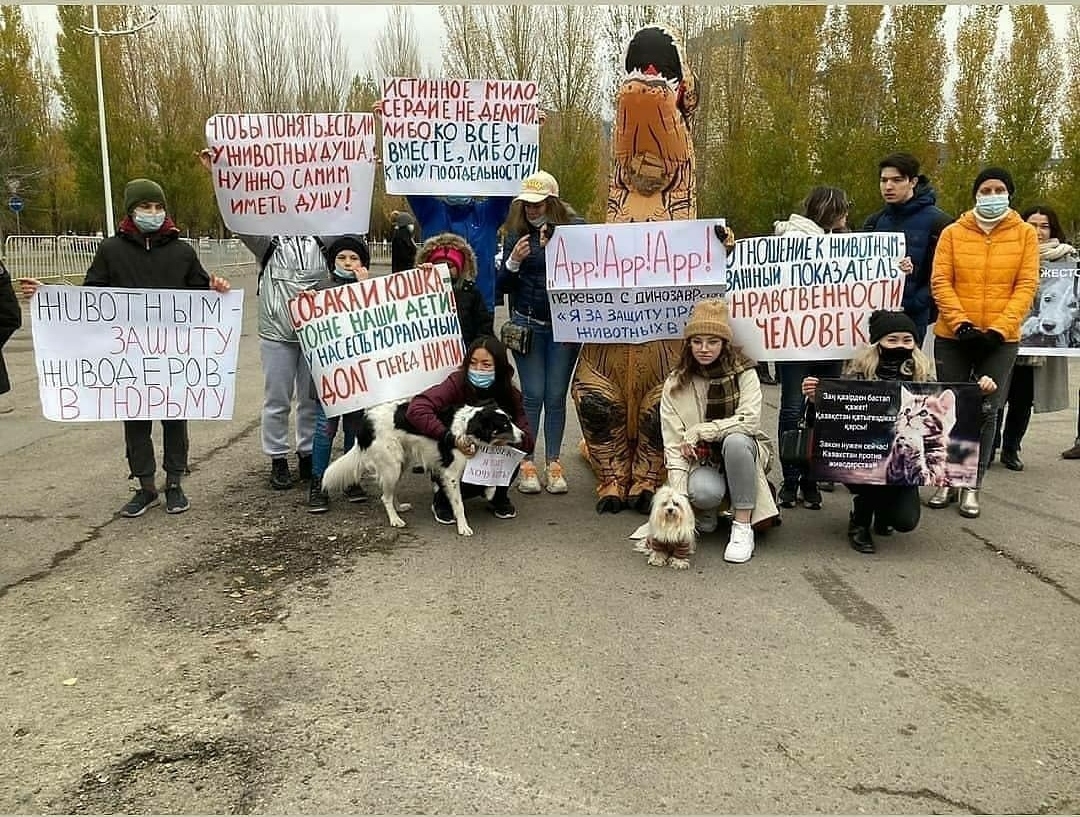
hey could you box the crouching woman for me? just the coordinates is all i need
[406,336,535,523]
[660,299,780,564]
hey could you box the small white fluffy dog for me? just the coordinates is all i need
[637,485,697,570]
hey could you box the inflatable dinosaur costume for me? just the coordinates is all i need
[572,25,709,514]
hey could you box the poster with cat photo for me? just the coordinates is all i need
[809,379,983,488]
[1019,258,1080,356]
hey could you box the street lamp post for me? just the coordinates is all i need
[78,6,159,236]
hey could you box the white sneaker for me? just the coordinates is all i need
[517,461,542,494]
[695,507,718,533]
[545,462,568,494]
[724,521,755,563]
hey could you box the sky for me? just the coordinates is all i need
[19,4,447,77]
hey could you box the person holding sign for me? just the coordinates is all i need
[307,235,372,514]
[802,311,995,553]
[405,336,534,523]
[773,187,864,512]
[415,234,493,346]
[0,258,19,414]
[197,147,325,492]
[497,171,583,496]
[19,178,232,517]
[929,167,1039,518]
[989,205,1073,471]
[660,299,779,564]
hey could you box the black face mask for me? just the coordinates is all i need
[878,344,914,362]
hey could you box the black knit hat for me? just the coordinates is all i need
[868,310,917,344]
[324,234,370,270]
[123,178,166,214]
[972,166,1015,199]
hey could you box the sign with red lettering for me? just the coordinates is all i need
[381,77,540,196]
[725,232,906,361]
[545,220,728,344]
[289,266,464,416]
[29,285,244,421]
[205,113,377,235]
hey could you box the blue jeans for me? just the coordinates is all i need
[511,312,580,462]
[776,360,843,484]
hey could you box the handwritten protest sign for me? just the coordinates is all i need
[205,113,377,235]
[809,379,982,488]
[724,232,906,361]
[545,220,728,343]
[462,442,527,487]
[30,285,243,421]
[289,266,464,416]
[1019,257,1080,356]
[381,77,540,196]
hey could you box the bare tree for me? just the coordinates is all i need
[373,5,422,80]
[441,5,495,79]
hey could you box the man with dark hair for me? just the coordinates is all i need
[864,152,953,343]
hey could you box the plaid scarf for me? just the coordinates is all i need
[701,351,755,421]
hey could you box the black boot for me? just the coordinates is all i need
[270,457,293,490]
[632,490,655,515]
[848,496,875,553]
[596,496,624,514]
[297,452,313,482]
[307,476,329,514]
[1001,448,1024,471]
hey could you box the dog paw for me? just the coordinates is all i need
[397,502,413,512]
[668,558,690,570]
[647,551,668,567]
[388,517,407,528]
[457,523,474,536]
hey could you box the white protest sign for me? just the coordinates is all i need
[462,443,527,487]
[381,77,540,196]
[724,232,907,361]
[289,266,464,416]
[30,285,243,421]
[1019,258,1080,356]
[205,113,377,235]
[545,220,728,344]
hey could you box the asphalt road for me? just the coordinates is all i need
[1,263,1077,813]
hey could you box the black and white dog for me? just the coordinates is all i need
[321,400,524,536]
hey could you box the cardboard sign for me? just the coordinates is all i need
[462,442,527,486]
[30,285,243,421]
[809,379,983,487]
[725,232,906,361]
[289,266,464,416]
[381,77,540,196]
[545,220,728,343]
[1019,257,1080,356]
[205,113,377,235]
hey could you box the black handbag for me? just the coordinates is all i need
[499,320,532,355]
[779,398,814,470]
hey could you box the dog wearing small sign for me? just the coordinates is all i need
[321,400,524,536]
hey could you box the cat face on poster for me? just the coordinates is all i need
[885,387,956,486]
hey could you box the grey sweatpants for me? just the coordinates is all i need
[260,338,318,458]
[687,432,759,511]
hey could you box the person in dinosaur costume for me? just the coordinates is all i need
[572,24,733,515]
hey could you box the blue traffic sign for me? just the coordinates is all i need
[8,196,23,214]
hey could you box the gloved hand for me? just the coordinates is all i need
[954,322,980,344]
[984,329,1005,351]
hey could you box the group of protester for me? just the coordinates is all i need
[9,147,1079,564]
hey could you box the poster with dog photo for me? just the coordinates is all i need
[1019,258,1080,355]
[809,379,983,488]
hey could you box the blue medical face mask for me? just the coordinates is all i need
[974,193,1009,219]
[332,263,357,281]
[444,196,473,207]
[468,369,495,389]
[133,210,165,233]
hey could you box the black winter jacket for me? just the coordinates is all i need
[454,279,494,346]
[0,259,21,395]
[84,218,211,290]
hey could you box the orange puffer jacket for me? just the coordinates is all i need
[931,209,1039,342]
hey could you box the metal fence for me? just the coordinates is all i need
[1,235,258,283]
[3,234,395,282]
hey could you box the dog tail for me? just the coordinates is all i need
[321,445,364,495]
